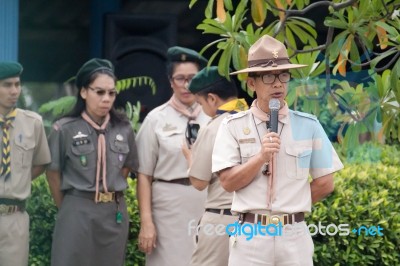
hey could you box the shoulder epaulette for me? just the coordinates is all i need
[223,110,249,124]
[53,117,80,128]
[19,109,43,121]
[291,110,318,121]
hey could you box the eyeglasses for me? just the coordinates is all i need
[88,86,117,97]
[171,75,195,86]
[185,122,200,146]
[254,72,291,84]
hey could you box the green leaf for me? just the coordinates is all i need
[205,0,214,19]
[38,96,76,117]
[189,0,198,9]
[324,17,348,29]
[375,21,399,37]
[285,26,297,52]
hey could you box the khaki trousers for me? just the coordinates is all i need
[0,211,29,266]
[228,221,314,266]
[190,211,238,266]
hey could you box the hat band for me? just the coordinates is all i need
[248,58,290,68]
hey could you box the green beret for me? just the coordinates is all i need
[0,62,23,80]
[189,66,234,94]
[76,58,114,88]
[167,46,208,69]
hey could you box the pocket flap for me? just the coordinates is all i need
[71,144,95,155]
[160,129,183,137]
[14,139,35,150]
[285,146,312,157]
[110,141,129,154]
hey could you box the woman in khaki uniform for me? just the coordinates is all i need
[136,47,209,266]
[46,58,139,266]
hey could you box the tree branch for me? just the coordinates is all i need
[265,0,358,15]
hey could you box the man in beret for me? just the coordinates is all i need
[183,66,248,266]
[0,61,51,265]
[212,35,343,265]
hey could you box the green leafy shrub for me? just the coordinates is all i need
[309,143,400,265]
[27,177,57,266]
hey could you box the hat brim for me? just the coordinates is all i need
[230,63,307,75]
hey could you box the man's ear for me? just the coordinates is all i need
[80,88,87,100]
[247,78,256,92]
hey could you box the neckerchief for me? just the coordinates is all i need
[216,98,249,115]
[168,94,202,120]
[0,109,17,179]
[81,111,110,203]
[250,99,289,122]
[250,99,289,207]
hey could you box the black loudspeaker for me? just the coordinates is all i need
[104,14,177,120]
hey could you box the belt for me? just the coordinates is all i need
[0,199,26,215]
[154,178,191,186]
[240,212,304,226]
[206,208,233,216]
[65,189,124,203]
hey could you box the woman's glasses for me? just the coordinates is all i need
[88,86,117,97]
[171,75,195,87]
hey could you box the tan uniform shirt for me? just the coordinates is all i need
[0,109,51,200]
[212,109,343,214]
[190,113,232,209]
[136,102,209,180]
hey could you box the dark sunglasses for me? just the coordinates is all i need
[185,121,200,146]
[88,86,117,97]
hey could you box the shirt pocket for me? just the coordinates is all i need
[239,144,260,164]
[109,140,130,168]
[70,143,96,170]
[14,138,36,169]
[158,129,184,151]
[285,146,312,179]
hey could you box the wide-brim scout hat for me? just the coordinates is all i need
[75,58,114,88]
[167,46,208,69]
[230,35,307,75]
[0,62,23,80]
[189,66,235,94]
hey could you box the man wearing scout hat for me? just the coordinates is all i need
[184,66,248,266]
[0,62,51,265]
[136,46,210,266]
[212,35,343,265]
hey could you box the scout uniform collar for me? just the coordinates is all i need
[216,98,248,115]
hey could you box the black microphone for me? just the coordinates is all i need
[268,99,280,133]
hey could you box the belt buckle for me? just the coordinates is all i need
[0,204,12,215]
[270,214,288,225]
[98,192,115,203]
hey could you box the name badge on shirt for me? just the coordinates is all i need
[239,138,256,144]
[73,131,90,146]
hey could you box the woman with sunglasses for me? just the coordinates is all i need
[135,47,210,266]
[46,58,139,266]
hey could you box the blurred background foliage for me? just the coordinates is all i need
[190,0,400,151]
